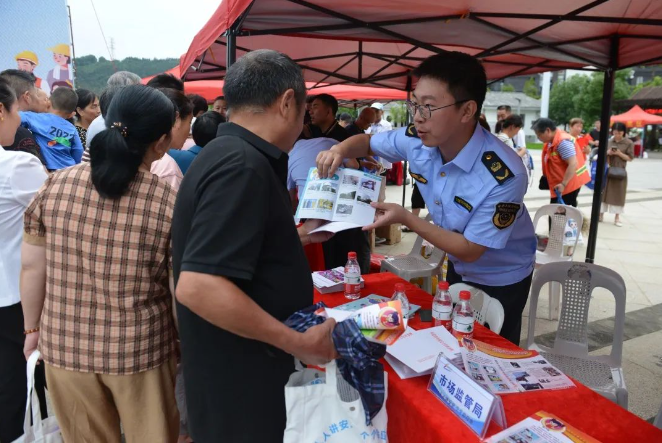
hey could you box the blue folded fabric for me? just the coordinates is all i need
[285,302,387,425]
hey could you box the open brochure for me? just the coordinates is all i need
[312,267,365,294]
[460,339,575,395]
[295,167,383,234]
[317,300,407,345]
[335,294,421,319]
[486,411,601,443]
[385,326,463,379]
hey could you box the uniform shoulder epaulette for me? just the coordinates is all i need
[405,123,419,138]
[481,151,514,185]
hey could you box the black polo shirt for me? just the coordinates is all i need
[345,122,365,137]
[309,120,349,142]
[171,122,313,442]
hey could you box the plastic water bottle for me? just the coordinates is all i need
[344,252,361,300]
[432,281,453,330]
[390,283,410,318]
[452,290,475,340]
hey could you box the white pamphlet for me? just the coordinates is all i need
[295,167,383,233]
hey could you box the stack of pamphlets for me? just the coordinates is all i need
[312,267,365,294]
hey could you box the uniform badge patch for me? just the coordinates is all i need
[405,123,419,138]
[481,151,514,185]
[492,202,520,229]
[409,171,427,184]
[454,196,473,213]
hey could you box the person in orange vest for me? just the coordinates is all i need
[534,118,590,207]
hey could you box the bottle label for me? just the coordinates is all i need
[345,283,361,294]
[344,273,360,285]
[452,315,474,334]
[432,303,452,321]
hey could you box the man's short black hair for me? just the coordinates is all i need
[146,73,184,92]
[497,105,512,112]
[223,49,306,112]
[214,96,225,103]
[0,69,36,98]
[532,118,556,133]
[306,95,317,104]
[188,94,208,116]
[192,111,225,147]
[313,94,339,116]
[50,87,78,114]
[412,51,487,119]
[338,112,352,124]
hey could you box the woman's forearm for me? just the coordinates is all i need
[20,242,47,330]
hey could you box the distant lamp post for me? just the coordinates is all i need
[515,97,522,116]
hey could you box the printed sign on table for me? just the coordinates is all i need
[428,354,506,439]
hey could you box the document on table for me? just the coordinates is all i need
[461,344,575,395]
[295,167,383,233]
[385,326,462,379]
[485,411,601,443]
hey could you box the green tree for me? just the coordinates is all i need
[388,102,407,127]
[549,74,589,126]
[523,77,540,99]
[337,106,358,118]
[501,84,515,92]
[631,75,662,95]
[575,70,632,124]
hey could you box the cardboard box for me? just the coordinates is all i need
[375,223,401,245]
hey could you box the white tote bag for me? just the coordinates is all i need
[283,360,388,443]
[13,351,63,443]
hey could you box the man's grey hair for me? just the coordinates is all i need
[107,71,141,87]
[223,49,306,113]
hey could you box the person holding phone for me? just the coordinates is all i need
[600,122,634,227]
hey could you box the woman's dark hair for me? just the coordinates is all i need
[611,122,627,134]
[187,94,208,116]
[478,115,490,132]
[156,88,193,120]
[75,89,97,120]
[501,114,523,130]
[0,77,18,111]
[89,85,175,199]
[192,111,225,147]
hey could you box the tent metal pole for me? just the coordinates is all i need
[586,35,619,264]
[226,29,237,68]
[402,76,412,207]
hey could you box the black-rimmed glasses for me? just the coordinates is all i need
[405,99,470,119]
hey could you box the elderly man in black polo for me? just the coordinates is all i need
[172,50,338,443]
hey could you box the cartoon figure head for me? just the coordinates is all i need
[15,51,39,73]
[379,307,401,329]
[48,44,71,67]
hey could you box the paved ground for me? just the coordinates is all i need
[375,150,662,422]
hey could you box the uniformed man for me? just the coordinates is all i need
[317,51,536,345]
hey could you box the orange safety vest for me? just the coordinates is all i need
[542,130,590,197]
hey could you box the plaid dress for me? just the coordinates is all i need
[24,163,177,375]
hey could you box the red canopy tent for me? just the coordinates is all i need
[142,68,406,102]
[177,0,662,262]
[610,105,662,127]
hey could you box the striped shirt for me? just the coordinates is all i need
[24,163,177,375]
[557,139,576,160]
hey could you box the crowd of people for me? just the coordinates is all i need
[0,47,636,443]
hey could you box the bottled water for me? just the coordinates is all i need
[390,283,410,318]
[344,252,361,300]
[432,281,452,330]
[452,290,474,340]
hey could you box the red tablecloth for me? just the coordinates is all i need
[314,273,662,443]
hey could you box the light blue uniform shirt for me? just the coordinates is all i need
[288,138,337,197]
[370,124,536,286]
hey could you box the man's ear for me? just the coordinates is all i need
[461,101,478,124]
[279,89,296,119]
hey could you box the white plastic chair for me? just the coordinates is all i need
[449,283,505,334]
[380,217,444,294]
[526,261,628,409]
[533,204,583,320]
